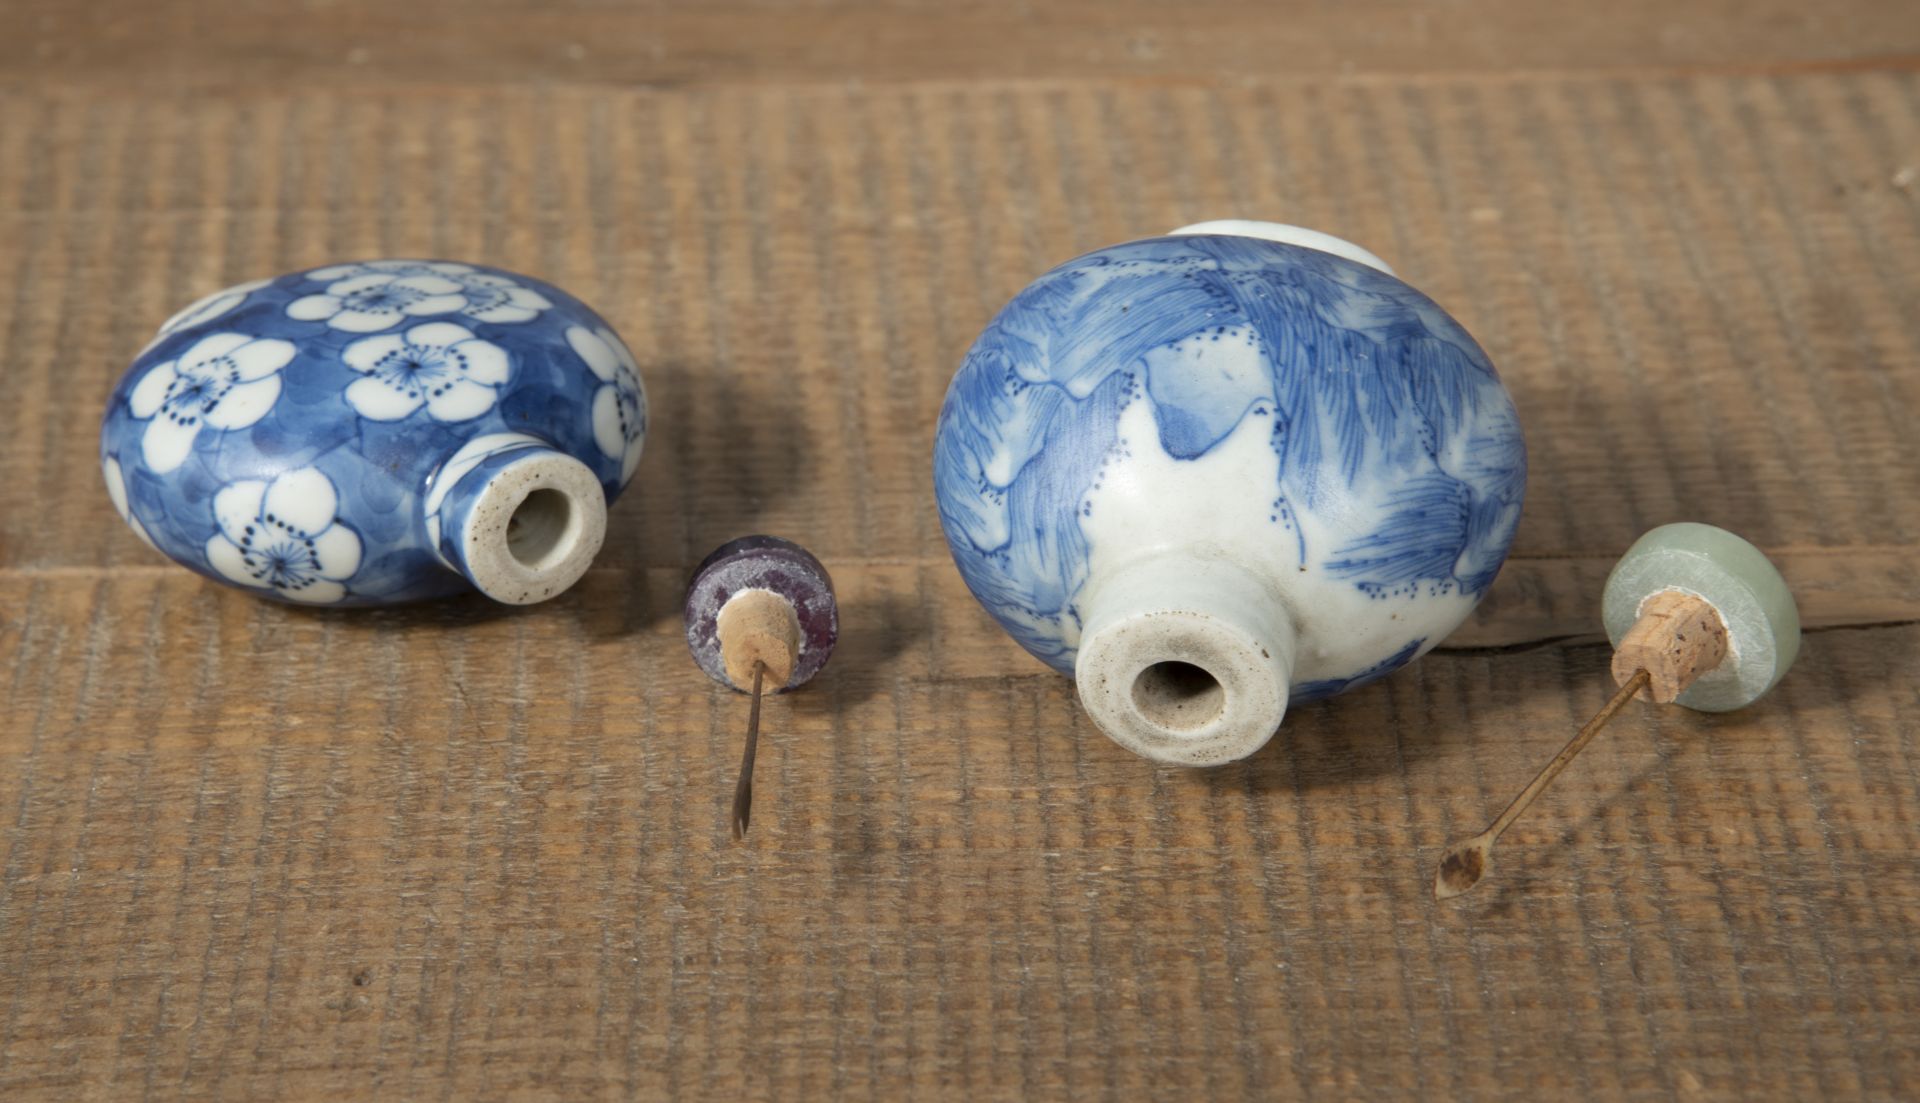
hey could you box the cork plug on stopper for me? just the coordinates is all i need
[1609,590,1728,704]
[716,589,800,690]
[1435,523,1800,901]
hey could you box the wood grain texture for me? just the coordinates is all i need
[2,5,1919,1098]
[5,0,1920,91]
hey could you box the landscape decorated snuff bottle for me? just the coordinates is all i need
[934,221,1527,766]
[100,260,647,606]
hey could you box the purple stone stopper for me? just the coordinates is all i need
[684,535,838,693]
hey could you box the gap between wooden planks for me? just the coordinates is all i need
[3,545,1911,652]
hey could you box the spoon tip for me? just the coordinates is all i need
[1434,842,1488,901]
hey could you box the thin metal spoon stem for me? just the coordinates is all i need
[1435,668,1651,898]
[731,661,767,841]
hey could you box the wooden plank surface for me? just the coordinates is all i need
[7,0,1920,90]
[3,4,1920,1099]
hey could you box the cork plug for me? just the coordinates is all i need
[1436,523,1800,900]
[684,536,839,840]
[1610,590,1728,704]
[716,590,801,690]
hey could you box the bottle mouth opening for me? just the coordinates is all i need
[1130,660,1227,732]
[507,487,579,570]
[451,448,608,605]
[1075,610,1292,767]
[1069,556,1297,766]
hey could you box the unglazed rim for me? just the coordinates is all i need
[457,450,607,605]
[1071,555,1299,767]
[1076,609,1294,766]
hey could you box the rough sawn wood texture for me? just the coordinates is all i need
[1,4,1918,1099]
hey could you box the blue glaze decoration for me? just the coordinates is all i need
[933,232,1525,693]
[1293,637,1429,704]
[100,261,647,606]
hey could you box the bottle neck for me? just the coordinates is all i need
[1072,554,1298,766]
[422,433,608,604]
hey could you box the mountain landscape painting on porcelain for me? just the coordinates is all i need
[100,260,648,606]
[934,223,1525,762]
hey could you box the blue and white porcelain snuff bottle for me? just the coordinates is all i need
[100,260,648,606]
[933,221,1527,765]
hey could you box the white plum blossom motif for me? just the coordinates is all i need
[126,332,296,474]
[139,277,273,355]
[102,455,158,551]
[205,467,363,604]
[566,325,646,484]
[341,323,511,422]
[288,261,552,331]
[286,269,467,333]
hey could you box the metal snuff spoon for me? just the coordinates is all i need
[683,536,838,840]
[1436,523,1801,900]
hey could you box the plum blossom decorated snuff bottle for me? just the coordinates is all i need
[100,260,648,606]
[934,221,1526,766]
